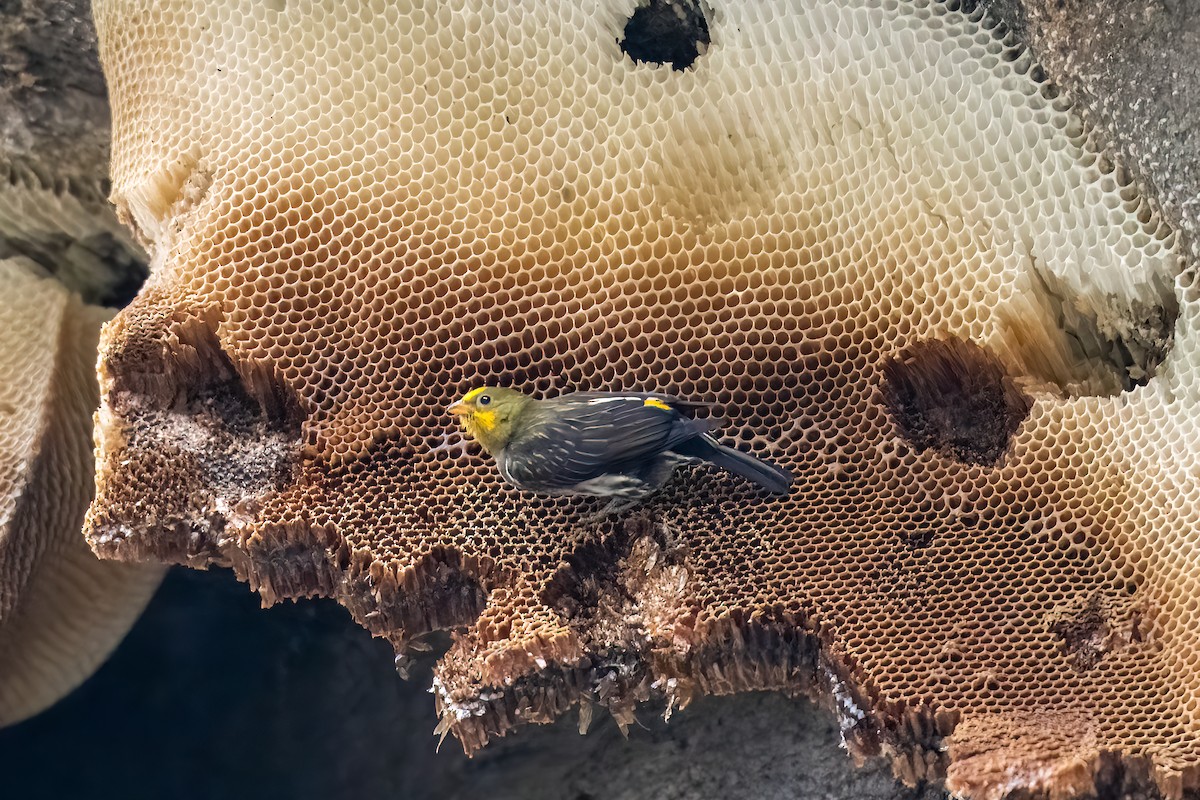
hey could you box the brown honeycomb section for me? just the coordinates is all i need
[86,1,1200,797]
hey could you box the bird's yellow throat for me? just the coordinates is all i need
[464,410,498,436]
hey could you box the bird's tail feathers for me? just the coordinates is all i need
[673,435,793,494]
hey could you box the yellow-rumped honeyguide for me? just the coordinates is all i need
[448,387,793,513]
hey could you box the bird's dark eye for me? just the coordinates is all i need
[478,394,491,406]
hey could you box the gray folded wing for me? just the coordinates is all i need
[500,394,715,489]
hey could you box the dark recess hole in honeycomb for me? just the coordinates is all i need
[1049,593,1113,671]
[879,337,1034,466]
[1046,591,1148,673]
[541,516,666,623]
[174,315,305,430]
[543,531,629,623]
[103,310,297,429]
[619,0,711,72]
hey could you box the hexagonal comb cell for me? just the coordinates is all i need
[86,1,1200,797]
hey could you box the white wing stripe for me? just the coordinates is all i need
[586,396,650,405]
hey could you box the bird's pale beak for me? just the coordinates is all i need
[447,402,471,417]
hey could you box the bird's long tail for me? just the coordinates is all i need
[673,434,793,494]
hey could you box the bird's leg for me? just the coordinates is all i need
[582,497,639,523]
[571,474,651,522]
[599,497,639,516]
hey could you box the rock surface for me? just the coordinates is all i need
[981,0,1200,258]
[2,1,1199,799]
[0,0,145,306]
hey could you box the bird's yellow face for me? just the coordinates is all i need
[447,386,530,454]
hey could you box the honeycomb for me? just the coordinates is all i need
[0,259,162,725]
[86,0,1200,796]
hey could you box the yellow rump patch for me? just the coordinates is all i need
[643,398,672,411]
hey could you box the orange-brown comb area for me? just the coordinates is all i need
[86,1,1200,798]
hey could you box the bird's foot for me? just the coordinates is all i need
[582,498,639,523]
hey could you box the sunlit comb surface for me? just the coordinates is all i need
[86,1,1200,796]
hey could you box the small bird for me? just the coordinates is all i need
[448,387,792,514]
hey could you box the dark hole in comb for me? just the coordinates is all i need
[880,337,1034,467]
[619,0,711,72]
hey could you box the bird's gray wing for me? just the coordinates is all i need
[501,395,713,489]
[563,392,715,417]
